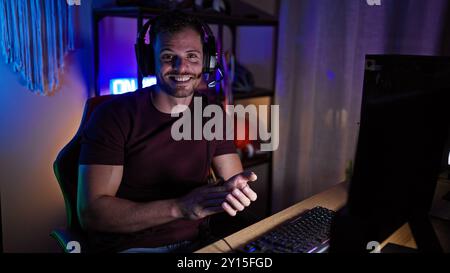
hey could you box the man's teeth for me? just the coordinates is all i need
[172,76,191,82]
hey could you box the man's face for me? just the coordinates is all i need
[153,27,203,98]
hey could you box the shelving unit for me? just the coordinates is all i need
[92,0,278,216]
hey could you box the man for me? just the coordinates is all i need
[78,10,258,253]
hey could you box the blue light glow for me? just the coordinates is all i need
[326,70,336,81]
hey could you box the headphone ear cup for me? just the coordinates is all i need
[203,45,210,74]
[203,37,217,74]
[209,55,217,73]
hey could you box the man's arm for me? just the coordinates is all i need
[77,165,227,233]
[212,154,258,216]
[212,153,243,180]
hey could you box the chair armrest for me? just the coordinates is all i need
[50,228,87,253]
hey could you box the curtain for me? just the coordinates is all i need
[0,0,75,96]
[272,0,449,213]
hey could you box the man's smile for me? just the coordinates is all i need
[167,75,194,84]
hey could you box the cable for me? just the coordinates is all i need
[221,238,234,252]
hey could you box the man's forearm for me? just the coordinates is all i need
[80,196,183,233]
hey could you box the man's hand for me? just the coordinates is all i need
[221,171,258,217]
[175,184,229,220]
[174,171,258,219]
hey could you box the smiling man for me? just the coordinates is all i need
[155,26,203,98]
[77,10,258,253]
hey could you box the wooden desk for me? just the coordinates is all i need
[196,182,419,253]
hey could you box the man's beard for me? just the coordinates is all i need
[171,87,194,98]
[158,72,202,98]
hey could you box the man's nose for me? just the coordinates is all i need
[172,56,189,72]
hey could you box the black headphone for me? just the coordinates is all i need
[135,16,222,86]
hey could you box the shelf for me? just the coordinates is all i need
[93,1,278,26]
[216,87,274,101]
[242,152,272,168]
[232,87,274,100]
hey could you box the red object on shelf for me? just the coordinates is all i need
[233,115,262,160]
[234,115,251,149]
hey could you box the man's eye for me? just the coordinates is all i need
[187,53,199,60]
[161,54,173,61]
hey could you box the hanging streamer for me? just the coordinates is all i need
[0,0,75,96]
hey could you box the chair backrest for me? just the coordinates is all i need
[53,95,115,231]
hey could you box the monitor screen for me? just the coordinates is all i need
[440,130,450,177]
[330,55,450,252]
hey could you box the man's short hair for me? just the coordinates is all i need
[149,10,205,46]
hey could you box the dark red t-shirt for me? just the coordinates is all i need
[79,86,236,252]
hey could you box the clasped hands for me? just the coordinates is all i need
[176,171,258,220]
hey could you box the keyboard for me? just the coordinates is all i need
[239,206,336,253]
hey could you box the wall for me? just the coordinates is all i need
[0,1,97,252]
[0,53,88,252]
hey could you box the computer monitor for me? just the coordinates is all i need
[330,55,450,253]
[440,131,450,179]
